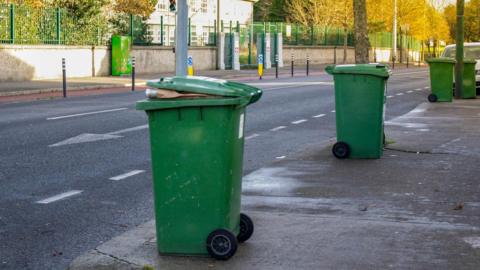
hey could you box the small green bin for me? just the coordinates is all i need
[325,64,391,159]
[111,35,132,76]
[461,59,477,99]
[136,76,262,260]
[426,58,456,102]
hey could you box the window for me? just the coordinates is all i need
[201,0,208,13]
[158,0,167,11]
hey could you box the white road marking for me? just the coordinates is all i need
[407,90,413,93]
[109,125,148,135]
[36,190,83,204]
[331,110,336,113]
[275,156,286,159]
[49,124,148,147]
[110,170,145,181]
[245,134,260,140]
[424,86,430,89]
[249,82,334,87]
[291,119,308,124]
[387,95,394,98]
[47,108,128,120]
[312,114,326,118]
[415,88,422,91]
[270,126,287,131]
[392,70,429,76]
[396,93,404,96]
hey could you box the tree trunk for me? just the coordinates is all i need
[353,0,369,63]
[343,28,348,64]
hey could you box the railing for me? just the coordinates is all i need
[1,4,425,52]
[0,4,107,46]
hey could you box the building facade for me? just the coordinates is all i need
[147,0,257,46]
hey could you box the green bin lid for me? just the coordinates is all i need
[463,58,477,64]
[146,76,262,103]
[426,57,456,64]
[137,76,262,111]
[325,64,391,78]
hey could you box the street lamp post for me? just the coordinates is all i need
[392,0,397,68]
[454,0,464,99]
[175,0,188,76]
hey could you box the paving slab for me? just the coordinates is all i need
[69,100,480,270]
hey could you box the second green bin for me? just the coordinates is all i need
[136,76,261,260]
[326,64,391,159]
[426,58,456,102]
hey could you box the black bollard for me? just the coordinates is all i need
[62,58,67,98]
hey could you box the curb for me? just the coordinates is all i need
[0,82,148,97]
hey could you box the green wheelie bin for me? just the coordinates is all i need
[325,64,391,159]
[460,59,477,99]
[136,76,262,260]
[426,58,456,102]
[111,35,132,76]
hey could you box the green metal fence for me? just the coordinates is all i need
[0,4,107,45]
[1,3,424,54]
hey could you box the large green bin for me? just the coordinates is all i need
[111,35,132,76]
[136,76,262,260]
[325,64,391,159]
[461,59,477,99]
[426,58,456,102]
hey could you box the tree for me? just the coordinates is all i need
[353,0,369,63]
[113,0,157,17]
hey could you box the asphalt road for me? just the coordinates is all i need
[0,67,431,270]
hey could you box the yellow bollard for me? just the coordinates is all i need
[258,54,264,80]
[187,56,194,76]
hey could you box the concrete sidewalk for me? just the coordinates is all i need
[68,99,480,270]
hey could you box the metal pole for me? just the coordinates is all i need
[406,35,410,68]
[62,58,67,98]
[275,54,279,79]
[10,4,14,44]
[455,0,464,99]
[307,55,311,76]
[393,0,397,66]
[130,14,134,40]
[175,0,188,76]
[291,53,294,77]
[56,8,61,45]
[160,16,164,45]
[131,57,136,92]
[188,18,191,46]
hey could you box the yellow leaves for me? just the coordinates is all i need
[113,0,157,17]
[2,0,44,8]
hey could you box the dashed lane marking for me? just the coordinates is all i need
[36,190,83,204]
[387,95,394,98]
[47,108,128,120]
[109,170,145,181]
[291,119,308,124]
[245,134,260,140]
[270,126,287,131]
[396,93,404,96]
[407,90,413,93]
[312,114,326,118]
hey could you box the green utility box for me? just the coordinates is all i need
[325,64,391,159]
[136,76,262,260]
[426,58,456,102]
[461,59,477,99]
[111,35,132,76]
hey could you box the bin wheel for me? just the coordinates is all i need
[332,142,350,159]
[428,94,438,103]
[206,229,238,260]
[237,213,254,243]
[383,133,386,147]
